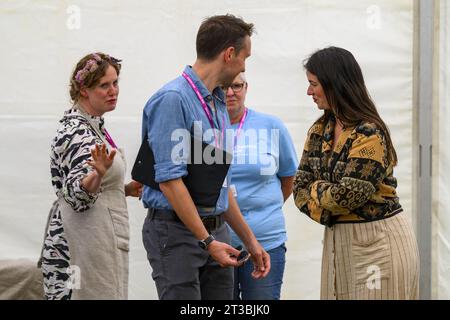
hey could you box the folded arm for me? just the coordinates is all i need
[294,130,387,225]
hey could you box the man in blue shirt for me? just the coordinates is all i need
[224,72,298,299]
[141,14,270,300]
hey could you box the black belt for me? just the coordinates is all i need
[147,208,225,233]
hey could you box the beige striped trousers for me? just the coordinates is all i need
[321,212,420,300]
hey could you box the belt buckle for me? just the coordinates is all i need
[201,215,217,232]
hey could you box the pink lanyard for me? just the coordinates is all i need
[233,108,248,149]
[103,128,118,149]
[182,72,225,148]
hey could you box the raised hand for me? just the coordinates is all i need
[87,143,116,177]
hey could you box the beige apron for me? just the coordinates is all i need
[59,114,129,300]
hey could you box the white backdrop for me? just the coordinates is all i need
[0,0,414,299]
[436,0,450,300]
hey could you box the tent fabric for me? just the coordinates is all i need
[0,0,423,299]
[0,259,44,300]
[435,0,450,299]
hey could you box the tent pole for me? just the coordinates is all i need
[416,0,434,300]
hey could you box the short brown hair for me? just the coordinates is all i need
[69,52,121,104]
[196,14,254,61]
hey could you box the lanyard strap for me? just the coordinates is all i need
[182,72,224,148]
[75,105,118,149]
[103,128,118,149]
[233,108,248,149]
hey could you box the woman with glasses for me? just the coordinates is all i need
[294,47,419,299]
[224,72,298,300]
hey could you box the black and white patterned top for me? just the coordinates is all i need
[42,107,106,299]
[50,108,105,210]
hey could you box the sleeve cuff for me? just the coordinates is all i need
[154,162,188,183]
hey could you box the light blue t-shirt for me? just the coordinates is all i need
[228,109,298,251]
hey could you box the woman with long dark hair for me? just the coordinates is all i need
[294,47,419,299]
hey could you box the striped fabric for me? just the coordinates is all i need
[321,212,419,300]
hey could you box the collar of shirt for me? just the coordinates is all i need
[64,106,105,131]
[183,65,225,106]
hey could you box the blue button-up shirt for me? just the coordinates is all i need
[141,66,231,216]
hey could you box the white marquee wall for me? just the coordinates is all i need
[0,0,416,299]
[435,0,450,300]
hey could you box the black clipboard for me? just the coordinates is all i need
[132,135,232,207]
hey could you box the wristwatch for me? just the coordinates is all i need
[198,234,215,250]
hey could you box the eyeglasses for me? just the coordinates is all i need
[220,82,246,93]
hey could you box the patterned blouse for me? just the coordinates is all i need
[293,115,402,226]
[42,107,105,299]
[50,108,104,210]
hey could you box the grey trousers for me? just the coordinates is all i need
[142,211,234,300]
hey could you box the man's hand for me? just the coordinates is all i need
[207,241,243,267]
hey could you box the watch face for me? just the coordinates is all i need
[199,235,214,250]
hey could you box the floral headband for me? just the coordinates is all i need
[74,53,121,86]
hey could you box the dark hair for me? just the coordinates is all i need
[304,46,397,165]
[69,52,122,104]
[196,14,254,61]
